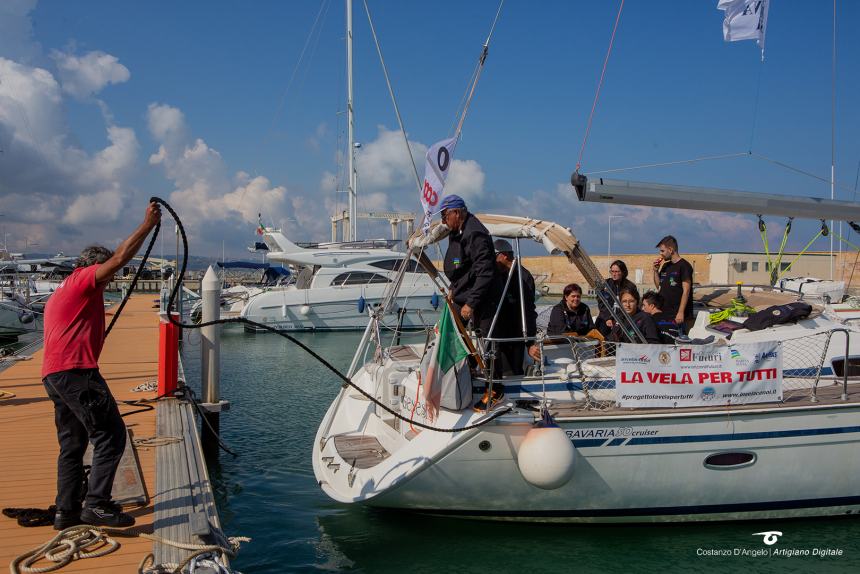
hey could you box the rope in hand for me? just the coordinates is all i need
[137,196,513,433]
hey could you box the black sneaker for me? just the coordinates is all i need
[80,503,135,527]
[53,509,81,531]
[473,386,505,412]
[105,500,124,513]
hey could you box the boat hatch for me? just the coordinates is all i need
[334,435,391,469]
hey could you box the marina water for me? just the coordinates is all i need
[180,327,860,573]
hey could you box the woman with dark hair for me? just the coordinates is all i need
[608,287,660,344]
[547,283,594,336]
[597,259,638,336]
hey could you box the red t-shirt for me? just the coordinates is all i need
[42,265,107,377]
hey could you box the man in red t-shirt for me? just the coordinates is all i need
[43,202,161,529]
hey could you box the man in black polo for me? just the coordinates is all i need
[652,235,694,329]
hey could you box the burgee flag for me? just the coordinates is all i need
[718,0,770,60]
[420,302,470,421]
[419,136,459,232]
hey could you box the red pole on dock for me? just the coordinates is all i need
[158,313,180,396]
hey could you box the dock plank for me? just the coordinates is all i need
[0,296,160,572]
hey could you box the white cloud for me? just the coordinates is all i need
[355,126,422,191]
[51,50,130,99]
[63,189,125,225]
[87,125,138,183]
[0,57,64,147]
[351,125,488,213]
[445,158,485,203]
[147,103,186,146]
[0,48,139,251]
[224,172,287,224]
[145,102,330,245]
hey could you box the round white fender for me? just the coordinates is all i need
[517,419,576,490]
[299,305,311,315]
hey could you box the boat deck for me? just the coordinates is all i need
[333,435,390,469]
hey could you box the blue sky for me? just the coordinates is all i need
[1,0,858,259]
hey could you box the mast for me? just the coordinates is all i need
[346,0,357,242]
[830,0,837,279]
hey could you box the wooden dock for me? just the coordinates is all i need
[0,295,227,573]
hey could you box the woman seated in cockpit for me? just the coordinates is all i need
[546,283,593,336]
[608,287,661,344]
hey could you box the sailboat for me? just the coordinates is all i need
[310,4,860,522]
[239,0,440,332]
[311,205,860,521]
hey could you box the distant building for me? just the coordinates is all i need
[708,252,834,285]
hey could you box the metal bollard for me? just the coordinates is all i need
[200,266,226,459]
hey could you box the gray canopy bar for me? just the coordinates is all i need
[571,174,860,222]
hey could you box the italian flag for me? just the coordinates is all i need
[422,302,470,420]
[256,213,265,236]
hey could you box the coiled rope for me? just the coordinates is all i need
[8,524,249,574]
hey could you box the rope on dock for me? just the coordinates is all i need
[132,436,183,448]
[136,533,251,574]
[131,381,159,392]
[0,389,15,400]
[9,526,119,573]
[9,525,250,574]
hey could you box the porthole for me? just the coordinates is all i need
[703,451,756,470]
[478,440,492,452]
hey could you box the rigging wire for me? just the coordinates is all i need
[842,160,860,286]
[575,0,625,172]
[452,0,506,140]
[747,60,765,153]
[585,152,749,176]
[263,0,331,144]
[587,150,859,198]
[362,0,422,192]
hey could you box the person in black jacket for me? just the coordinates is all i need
[608,287,661,344]
[441,195,499,332]
[488,239,539,376]
[597,259,638,337]
[546,283,594,336]
[641,291,677,342]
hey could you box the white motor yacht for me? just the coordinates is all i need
[239,229,440,331]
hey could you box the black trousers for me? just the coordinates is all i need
[496,341,526,376]
[43,369,126,511]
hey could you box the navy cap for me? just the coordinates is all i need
[493,239,513,255]
[438,194,466,212]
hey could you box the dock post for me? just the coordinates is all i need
[200,265,227,459]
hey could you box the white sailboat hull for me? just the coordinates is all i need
[313,314,860,522]
[364,406,860,522]
[315,376,860,522]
